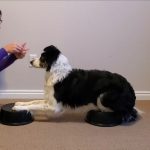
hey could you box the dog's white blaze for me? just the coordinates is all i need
[97,94,113,112]
[46,54,72,86]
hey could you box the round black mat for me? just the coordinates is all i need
[0,103,33,126]
[85,110,122,127]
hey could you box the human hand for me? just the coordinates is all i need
[3,43,24,54]
[14,43,28,59]
[14,50,27,59]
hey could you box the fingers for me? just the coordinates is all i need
[4,42,28,59]
[19,43,29,51]
[14,52,26,59]
[16,43,29,53]
[21,43,26,48]
[4,43,28,54]
[13,42,28,59]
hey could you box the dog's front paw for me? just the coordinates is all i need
[12,105,29,111]
[15,102,27,106]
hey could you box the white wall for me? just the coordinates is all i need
[0,1,150,99]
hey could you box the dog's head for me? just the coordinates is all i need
[30,45,61,71]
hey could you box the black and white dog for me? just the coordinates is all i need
[13,45,137,122]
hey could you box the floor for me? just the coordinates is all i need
[0,100,150,150]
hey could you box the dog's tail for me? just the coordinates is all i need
[121,108,138,123]
[122,107,143,123]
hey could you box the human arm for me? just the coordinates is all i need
[0,43,28,71]
[0,48,8,60]
[0,53,17,71]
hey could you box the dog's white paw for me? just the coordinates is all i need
[12,105,29,111]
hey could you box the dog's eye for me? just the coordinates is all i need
[40,56,45,63]
[39,56,47,68]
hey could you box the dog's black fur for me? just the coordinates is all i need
[34,45,137,123]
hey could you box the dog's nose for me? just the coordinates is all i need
[30,60,33,65]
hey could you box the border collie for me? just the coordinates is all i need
[13,45,137,123]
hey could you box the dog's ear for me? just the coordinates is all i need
[44,45,59,52]
[43,45,61,71]
[43,45,61,58]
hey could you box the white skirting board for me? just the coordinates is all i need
[0,90,150,100]
[135,91,150,100]
[0,90,44,99]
